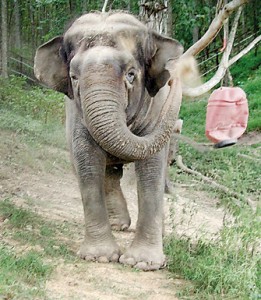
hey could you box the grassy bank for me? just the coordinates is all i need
[0,77,70,298]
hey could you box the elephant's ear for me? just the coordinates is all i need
[145,32,184,97]
[34,36,68,94]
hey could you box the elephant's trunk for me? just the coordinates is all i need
[81,65,182,161]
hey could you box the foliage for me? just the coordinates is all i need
[0,75,64,123]
[5,0,260,55]
[172,0,216,48]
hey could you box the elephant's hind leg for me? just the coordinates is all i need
[105,165,131,231]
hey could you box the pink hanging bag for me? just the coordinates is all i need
[206,87,249,148]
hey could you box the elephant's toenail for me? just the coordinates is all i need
[98,256,109,263]
[149,263,162,270]
[111,253,120,262]
[121,224,129,231]
[134,262,147,270]
[84,255,95,261]
[125,257,136,265]
[119,256,135,265]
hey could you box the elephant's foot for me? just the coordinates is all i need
[110,215,131,231]
[106,192,131,231]
[78,238,120,263]
[119,244,166,271]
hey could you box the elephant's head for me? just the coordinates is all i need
[34,12,183,160]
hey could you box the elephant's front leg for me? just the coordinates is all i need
[119,148,167,270]
[73,136,120,263]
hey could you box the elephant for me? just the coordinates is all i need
[34,11,183,271]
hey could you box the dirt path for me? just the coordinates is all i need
[0,131,225,300]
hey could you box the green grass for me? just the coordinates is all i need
[0,76,66,150]
[0,75,64,123]
[0,77,76,298]
[172,143,260,203]
[0,246,51,299]
[231,48,261,86]
[165,222,260,299]
[241,67,261,132]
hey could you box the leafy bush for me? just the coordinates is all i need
[231,49,261,86]
[0,75,64,123]
[231,49,261,132]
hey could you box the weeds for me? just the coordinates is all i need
[165,198,260,299]
[0,109,66,149]
[0,246,51,299]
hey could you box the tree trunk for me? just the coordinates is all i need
[14,0,21,50]
[166,0,172,37]
[82,0,88,12]
[252,0,259,56]
[193,25,199,44]
[139,0,169,35]
[1,0,8,77]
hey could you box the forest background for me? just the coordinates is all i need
[0,0,260,80]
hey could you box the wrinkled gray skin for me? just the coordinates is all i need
[34,12,183,271]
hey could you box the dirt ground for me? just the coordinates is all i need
[0,130,229,300]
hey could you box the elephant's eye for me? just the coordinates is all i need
[70,74,79,87]
[126,70,135,84]
[71,74,78,82]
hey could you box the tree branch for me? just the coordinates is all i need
[102,0,110,13]
[176,155,254,208]
[182,0,248,58]
[228,35,261,66]
[182,7,242,97]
